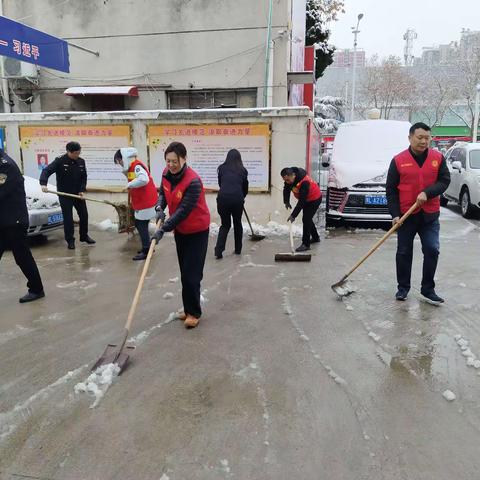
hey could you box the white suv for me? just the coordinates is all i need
[443,142,480,218]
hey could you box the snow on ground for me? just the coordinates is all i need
[128,312,177,346]
[56,280,98,290]
[0,366,86,441]
[95,219,118,232]
[168,277,179,283]
[0,325,34,346]
[162,292,174,299]
[209,221,303,238]
[74,363,120,409]
[454,334,480,369]
[442,390,456,402]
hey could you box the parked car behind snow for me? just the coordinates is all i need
[24,176,63,236]
[442,142,480,218]
[323,119,410,227]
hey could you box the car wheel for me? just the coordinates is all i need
[460,188,474,218]
[440,195,448,207]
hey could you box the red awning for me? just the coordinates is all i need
[64,86,139,96]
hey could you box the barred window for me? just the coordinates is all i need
[168,89,257,109]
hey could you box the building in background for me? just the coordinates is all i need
[332,48,366,68]
[0,0,309,113]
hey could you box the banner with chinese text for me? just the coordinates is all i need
[148,124,270,191]
[20,125,131,189]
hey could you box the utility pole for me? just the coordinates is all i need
[473,83,480,143]
[263,0,274,107]
[350,13,364,121]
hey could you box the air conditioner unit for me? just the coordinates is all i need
[3,57,38,79]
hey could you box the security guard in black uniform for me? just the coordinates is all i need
[0,149,45,303]
[40,141,95,249]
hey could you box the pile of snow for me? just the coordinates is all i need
[94,219,118,232]
[162,292,174,299]
[74,363,120,408]
[454,334,480,369]
[24,176,59,209]
[442,389,456,402]
[210,221,302,238]
[168,277,179,283]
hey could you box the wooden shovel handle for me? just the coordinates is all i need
[47,189,115,206]
[243,207,255,235]
[343,202,418,279]
[289,221,295,253]
[124,219,162,333]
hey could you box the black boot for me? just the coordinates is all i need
[132,248,148,261]
[80,235,96,244]
[19,291,45,303]
[67,240,75,250]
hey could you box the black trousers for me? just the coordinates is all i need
[0,225,44,294]
[175,229,209,318]
[301,198,321,247]
[135,219,150,251]
[396,217,440,293]
[215,196,244,255]
[59,196,89,242]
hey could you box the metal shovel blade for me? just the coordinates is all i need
[91,343,135,375]
[331,278,355,297]
[249,233,266,241]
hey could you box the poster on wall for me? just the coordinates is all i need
[19,125,131,189]
[148,124,270,191]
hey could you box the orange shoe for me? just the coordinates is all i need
[184,315,200,329]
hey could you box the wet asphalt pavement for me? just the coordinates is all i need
[1,207,480,480]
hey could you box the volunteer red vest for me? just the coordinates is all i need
[292,175,322,202]
[162,166,210,234]
[127,159,158,210]
[394,149,442,214]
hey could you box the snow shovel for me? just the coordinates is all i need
[91,219,162,374]
[47,189,133,233]
[331,201,418,297]
[275,222,311,262]
[243,207,265,241]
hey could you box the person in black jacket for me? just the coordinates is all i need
[214,149,249,259]
[0,149,45,303]
[281,166,322,252]
[151,142,211,329]
[386,122,450,305]
[40,141,95,249]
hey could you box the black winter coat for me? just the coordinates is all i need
[217,164,249,202]
[0,150,29,228]
[39,153,87,194]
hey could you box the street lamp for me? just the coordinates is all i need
[350,13,364,121]
[473,83,480,143]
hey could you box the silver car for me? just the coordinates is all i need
[24,176,63,237]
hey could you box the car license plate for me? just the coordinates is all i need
[48,213,63,225]
[365,195,387,205]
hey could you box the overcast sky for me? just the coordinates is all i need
[329,0,478,59]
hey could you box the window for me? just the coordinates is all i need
[469,150,480,169]
[168,89,257,109]
[457,149,467,169]
[447,148,459,163]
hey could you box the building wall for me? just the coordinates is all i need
[3,0,300,112]
[0,107,312,223]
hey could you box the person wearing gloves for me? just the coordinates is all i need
[151,142,210,329]
[281,167,322,252]
[114,147,158,261]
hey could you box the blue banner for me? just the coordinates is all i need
[0,128,4,151]
[0,16,69,73]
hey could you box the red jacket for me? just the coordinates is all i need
[292,175,322,202]
[127,159,158,211]
[394,149,442,214]
[162,166,210,234]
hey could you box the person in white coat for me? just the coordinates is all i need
[114,147,159,260]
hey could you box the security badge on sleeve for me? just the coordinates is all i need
[0,173,7,186]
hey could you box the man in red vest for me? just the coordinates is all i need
[151,142,210,329]
[281,167,322,252]
[386,122,450,305]
[114,147,158,261]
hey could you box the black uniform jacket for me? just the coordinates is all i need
[39,153,87,194]
[0,149,29,228]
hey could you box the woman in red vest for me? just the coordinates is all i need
[386,122,450,305]
[114,147,158,261]
[151,142,210,329]
[281,167,322,252]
